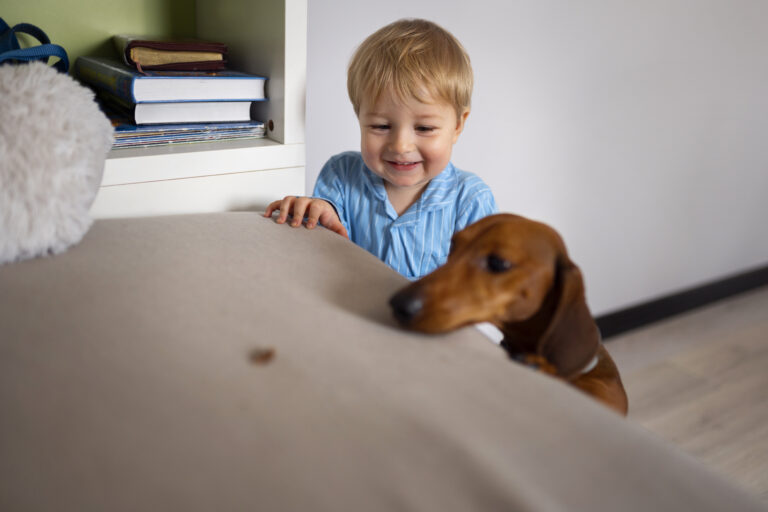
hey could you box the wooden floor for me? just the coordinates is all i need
[607,284,768,505]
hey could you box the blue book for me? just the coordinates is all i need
[74,56,266,103]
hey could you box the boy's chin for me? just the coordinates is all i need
[378,168,439,187]
[383,176,431,191]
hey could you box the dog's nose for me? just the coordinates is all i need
[389,289,424,325]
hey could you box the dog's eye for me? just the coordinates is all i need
[485,254,513,273]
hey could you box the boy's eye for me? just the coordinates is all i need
[370,124,390,131]
[416,126,436,133]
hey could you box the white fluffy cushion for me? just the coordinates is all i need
[0,62,113,265]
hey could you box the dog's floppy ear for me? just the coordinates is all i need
[537,255,600,379]
[451,213,522,251]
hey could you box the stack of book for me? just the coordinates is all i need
[108,119,266,149]
[74,36,268,149]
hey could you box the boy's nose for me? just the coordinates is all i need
[389,129,414,154]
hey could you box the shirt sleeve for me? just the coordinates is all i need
[455,180,498,231]
[312,156,351,234]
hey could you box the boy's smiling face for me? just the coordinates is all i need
[358,88,469,202]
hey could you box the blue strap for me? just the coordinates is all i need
[0,18,69,73]
[0,45,69,72]
[0,17,17,51]
[11,23,52,45]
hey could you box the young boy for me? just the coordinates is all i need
[264,18,497,279]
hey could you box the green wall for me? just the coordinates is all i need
[2,0,196,72]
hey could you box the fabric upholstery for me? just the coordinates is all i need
[0,213,763,511]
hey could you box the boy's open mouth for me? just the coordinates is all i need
[387,160,420,171]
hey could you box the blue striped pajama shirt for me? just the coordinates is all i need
[313,151,498,280]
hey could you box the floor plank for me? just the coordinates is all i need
[606,285,768,504]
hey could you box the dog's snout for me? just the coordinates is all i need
[389,289,424,325]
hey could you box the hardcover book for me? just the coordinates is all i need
[74,56,266,103]
[97,91,253,125]
[113,34,228,71]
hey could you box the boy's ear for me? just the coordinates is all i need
[453,108,470,143]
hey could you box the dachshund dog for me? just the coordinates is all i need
[389,214,628,415]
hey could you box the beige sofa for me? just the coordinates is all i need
[0,213,764,511]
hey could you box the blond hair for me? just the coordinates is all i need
[347,19,473,118]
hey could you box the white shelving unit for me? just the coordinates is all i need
[90,0,307,219]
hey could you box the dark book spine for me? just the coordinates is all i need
[74,58,135,104]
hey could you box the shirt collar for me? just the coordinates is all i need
[362,165,388,202]
[417,162,458,210]
[361,162,458,221]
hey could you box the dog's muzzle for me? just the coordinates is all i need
[389,288,424,325]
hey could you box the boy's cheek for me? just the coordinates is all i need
[359,140,382,166]
[359,150,379,173]
[360,132,382,151]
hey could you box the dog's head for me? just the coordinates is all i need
[389,214,599,378]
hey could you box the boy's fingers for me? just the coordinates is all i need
[264,199,282,217]
[268,197,347,238]
[304,201,326,229]
[319,211,349,238]
[331,223,349,238]
[276,196,297,224]
[290,197,312,226]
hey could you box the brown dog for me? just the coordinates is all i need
[389,214,628,415]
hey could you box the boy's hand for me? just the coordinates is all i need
[264,196,349,238]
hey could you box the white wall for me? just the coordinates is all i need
[305,0,768,315]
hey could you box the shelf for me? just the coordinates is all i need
[88,0,307,218]
[103,138,305,186]
[91,165,304,219]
